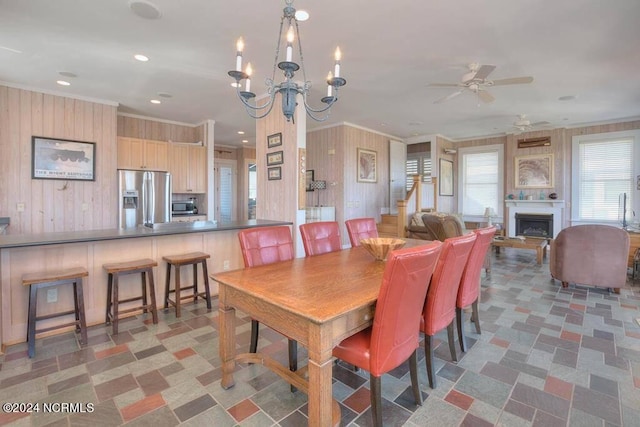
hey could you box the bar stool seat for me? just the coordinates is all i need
[103,258,158,335]
[22,267,89,358]
[163,251,212,318]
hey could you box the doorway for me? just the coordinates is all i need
[214,159,237,222]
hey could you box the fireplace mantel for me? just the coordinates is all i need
[504,200,565,238]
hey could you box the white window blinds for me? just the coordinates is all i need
[577,138,633,221]
[461,151,500,216]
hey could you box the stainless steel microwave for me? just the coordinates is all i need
[172,200,196,215]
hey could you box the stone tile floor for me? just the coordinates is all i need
[1,249,639,426]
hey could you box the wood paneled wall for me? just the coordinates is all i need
[117,115,203,143]
[0,86,118,234]
[307,124,390,246]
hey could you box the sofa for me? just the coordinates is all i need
[549,224,629,292]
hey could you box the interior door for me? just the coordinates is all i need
[389,140,406,214]
[214,160,237,223]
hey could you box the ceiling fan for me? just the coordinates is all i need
[428,63,533,104]
[511,114,550,132]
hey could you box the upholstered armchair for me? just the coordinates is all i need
[550,224,629,293]
[406,212,466,241]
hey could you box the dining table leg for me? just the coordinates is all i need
[219,290,237,390]
[307,324,338,427]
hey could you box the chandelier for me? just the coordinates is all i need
[228,0,346,122]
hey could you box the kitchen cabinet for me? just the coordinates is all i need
[117,137,169,171]
[169,144,207,193]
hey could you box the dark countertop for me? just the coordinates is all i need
[0,219,292,249]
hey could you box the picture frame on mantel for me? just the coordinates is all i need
[515,153,554,188]
[357,148,377,183]
[32,136,96,181]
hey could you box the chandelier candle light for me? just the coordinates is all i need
[228,0,346,122]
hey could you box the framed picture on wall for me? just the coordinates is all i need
[31,136,96,181]
[306,169,314,191]
[267,132,282,148]
[357,148,377,182]
[266,150,283,166]
[439,158,454,196]
[515,153,554,188]
[268,166,282,180]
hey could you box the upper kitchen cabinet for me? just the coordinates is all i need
[169,144,207,193]
[117,137,169,171]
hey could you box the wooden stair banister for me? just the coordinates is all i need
[397,176,437,238]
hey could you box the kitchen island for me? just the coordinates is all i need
[0,219,291,350]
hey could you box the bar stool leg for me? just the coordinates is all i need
[192,263,198,303]
[73,282,81,333]
[174,265,182,318]
[75,279,88,346]
[146,267,158,324]
[27,285,38,358]
[106,273,113,324]
[112,274,120,335]
[164,263,171,309]
[141,271,148,314]
[201,260,212,309]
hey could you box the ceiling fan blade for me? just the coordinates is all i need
[473,64,496,80]
[530,121,550,127]
[492,76,534,86]
[427,83,462,88]
[434,90,463,104]
[477,90,495,103]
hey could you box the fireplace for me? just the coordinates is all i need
[515,213,553,238]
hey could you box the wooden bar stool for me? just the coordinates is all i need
[163,251,212,318]
[22,267,89,358]
[103,259,158,335]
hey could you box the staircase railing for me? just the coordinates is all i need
[396,176,437,237]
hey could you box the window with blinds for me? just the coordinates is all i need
[458,144,504,219]
[405,156,432,191]
[576,138,633,221]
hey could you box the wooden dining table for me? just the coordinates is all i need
[212,240,430,426]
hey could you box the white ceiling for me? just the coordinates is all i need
[1,0,639,148]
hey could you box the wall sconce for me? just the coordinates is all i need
[443,148,457,155]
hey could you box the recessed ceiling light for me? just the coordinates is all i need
[295,10,309,21]
[56,80,71,86]
[129,0,162,20]
[237,131,245,135]
[559,95,577,101]
[134,54,149,62]
[150,99,161,104]
[58,71,77,78]
[242,139,248,143]
[157,92,172,98]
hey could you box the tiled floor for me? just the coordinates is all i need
[1,249,639,426]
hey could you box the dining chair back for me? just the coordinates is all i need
[421,232,476,388]
[333,241,443,426]
[456,226,496,352]
[345,217,379,247]
[299,221,342,256]
[238,225,294,267]
[237,226,298,391]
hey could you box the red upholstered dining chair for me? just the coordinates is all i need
[299,221,342,256]
[333,242,443,427]
[456,226,496,352]
[237,226,298,387]
[345,217,379,247]
[421,232,476,388]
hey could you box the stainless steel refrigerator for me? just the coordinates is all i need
[118,169,171,228]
